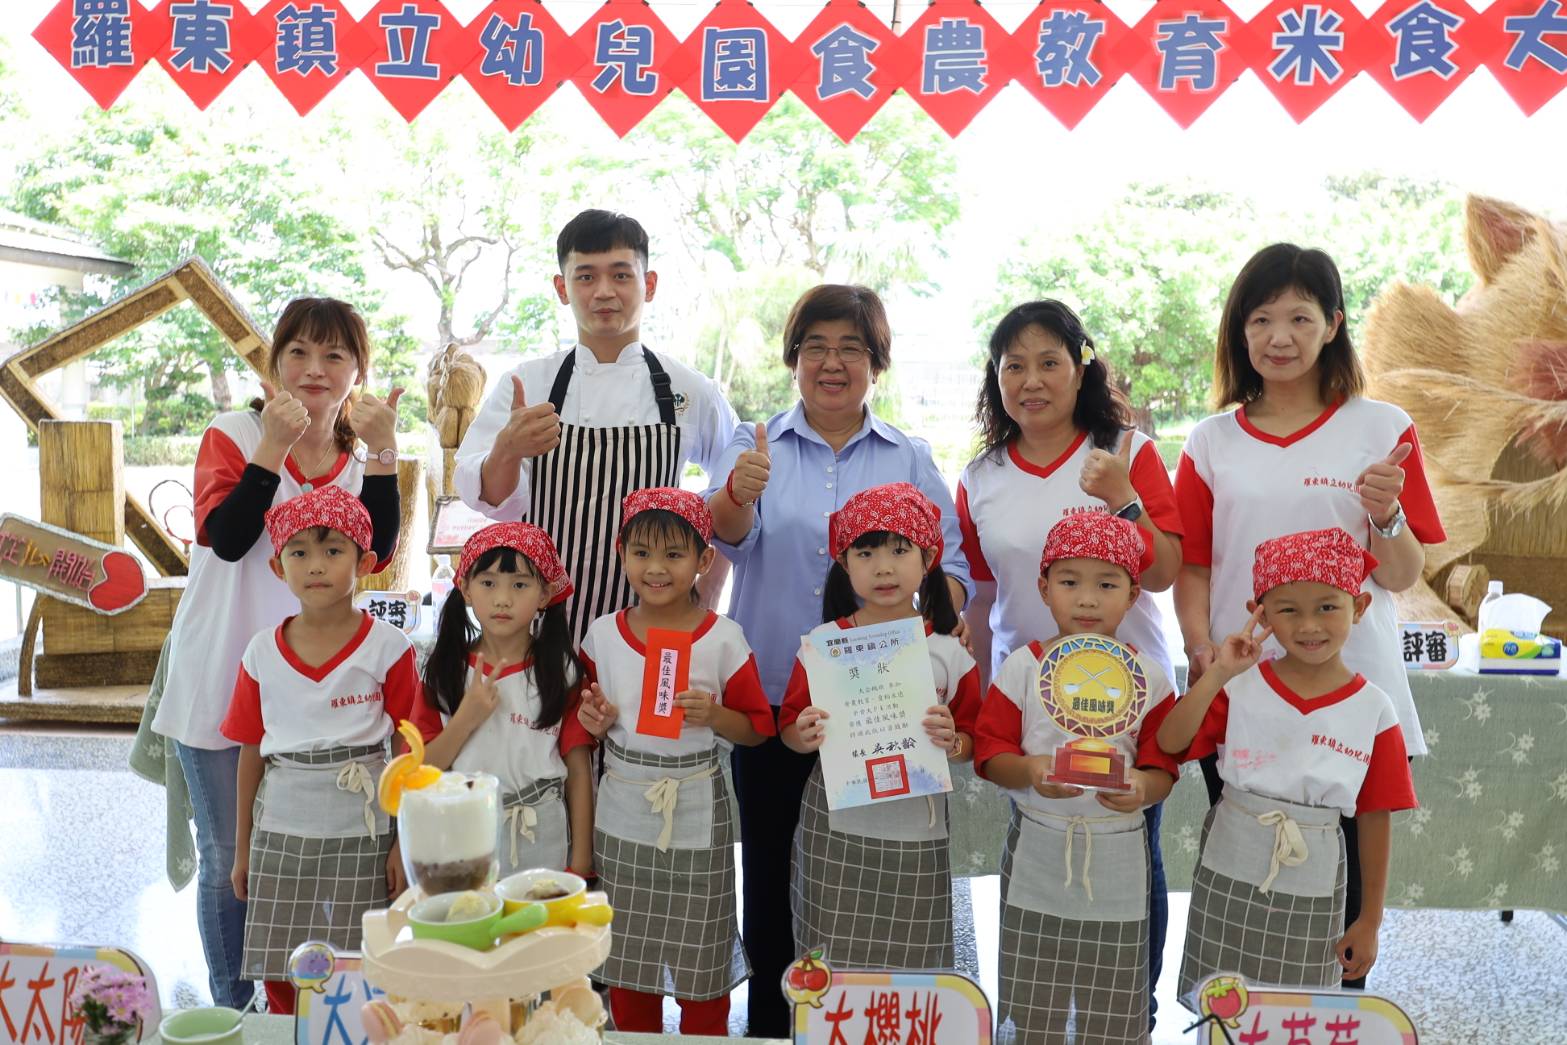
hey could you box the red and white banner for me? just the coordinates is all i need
[34,0,1567,137]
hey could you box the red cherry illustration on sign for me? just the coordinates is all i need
[783,950,832,1009]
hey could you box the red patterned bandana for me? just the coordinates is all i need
[828,483,944,569]
[1040,512,1149,581]
[265,485,372,556]
[1253,527,1377,599]
[620,487,714,544]
[458,523,573,608]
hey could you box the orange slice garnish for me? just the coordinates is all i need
[378,720,441,814]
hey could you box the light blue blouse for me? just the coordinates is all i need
[706,402,974,705]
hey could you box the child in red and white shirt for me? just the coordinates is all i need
[418,523,596,878]
[1158,527,1417,1004]
[975,513,1179,1045]
[778,483,980,973]
[220,486,441,1015]
[574,488,774,1035]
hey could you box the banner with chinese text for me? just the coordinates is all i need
[35,0,1567,139]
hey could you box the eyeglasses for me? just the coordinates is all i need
[797,344,867,364]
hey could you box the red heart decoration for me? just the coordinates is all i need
[89,549,147,613]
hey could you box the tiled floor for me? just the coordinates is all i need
[3,727,1565,1042]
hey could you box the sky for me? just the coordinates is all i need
[4,0,1565,369]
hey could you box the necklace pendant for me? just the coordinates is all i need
[300,482,314,493]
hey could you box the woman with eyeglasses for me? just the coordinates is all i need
[704,283,974,1037]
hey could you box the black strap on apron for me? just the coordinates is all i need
[531,346,683,644]
[547,346,678,426]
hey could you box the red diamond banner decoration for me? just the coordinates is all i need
[1364,0,1503,121]
[155,0,269,111]
[1123,0,1256,127]
[360,0,483,122]
[570,0,681,137]
[34,0,172,109]
[462,0,586,130]
[665,0,806,143]
[1009,0,1133,130]
[901,0,1018,137]
[255,0,374,116]
[1482,0,1567,115]
[790,0,914,143]
[1242,0,1372,121]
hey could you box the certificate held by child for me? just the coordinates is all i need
[798,617,953,811]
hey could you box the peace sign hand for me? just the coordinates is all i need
[350,386,405,455]
[452,656,504,732]
[1212,606,1273,681]
[1078,432,1137,509]
[1356,443,1411,529]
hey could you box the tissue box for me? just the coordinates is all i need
[1478,629,1562,675]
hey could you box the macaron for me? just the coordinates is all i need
[457,1012,504,1045]
[361,1000,404,1044]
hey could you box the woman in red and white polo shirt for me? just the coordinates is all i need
[1173,243,1446,987]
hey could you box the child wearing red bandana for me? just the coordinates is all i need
[975,512,1179,1045]
[220,486,442,1014]
[574,487,774,1034]
[1159,527,1418,1004]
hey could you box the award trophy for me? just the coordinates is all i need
[1036,634,1149,792]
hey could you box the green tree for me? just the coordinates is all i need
[8,102,422,432]
[975,185,1249,435]
[1316,174,1473,341]
[627,96,961,418]
[363,101,560,352]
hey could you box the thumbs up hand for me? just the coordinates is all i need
[1079,430,1138,509]
[495,374,561,461]
[1356,442,1412,528]
[258,381,310,452]
[350,386,405,456]
[726,422,771,507]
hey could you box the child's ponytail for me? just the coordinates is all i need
[529,602,582,730]
[917,563,959,635]
[821,560,861,624]
[424,584,476,718]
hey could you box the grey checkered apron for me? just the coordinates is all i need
[593,739,748,1001]
[1178,788,1347,1008]
[790,763,954,971]
[498,777,569,875]
[243,742,392,980]
[997,805,1151,1045]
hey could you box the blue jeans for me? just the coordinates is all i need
[175,742,253,1009]
[1145,801,1168,1030]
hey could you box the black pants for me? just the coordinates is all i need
[732,733,818,1038]
[1200,754,1366,989]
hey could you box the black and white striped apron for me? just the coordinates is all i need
[1179,787,1346,1008]
[243,742,392,980]
[530,348,682,645]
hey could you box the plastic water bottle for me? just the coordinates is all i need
[1478,580,1504,631]
[430,562,455,606]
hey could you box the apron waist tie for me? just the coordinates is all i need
[1021,806,1135,904]
[605,763,718,852]
[335,762,378,839]
[1254,809,1327,894]
[926,795,937,830]
[505,804,540,867]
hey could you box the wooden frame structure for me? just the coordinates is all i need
[0,257,269,577]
